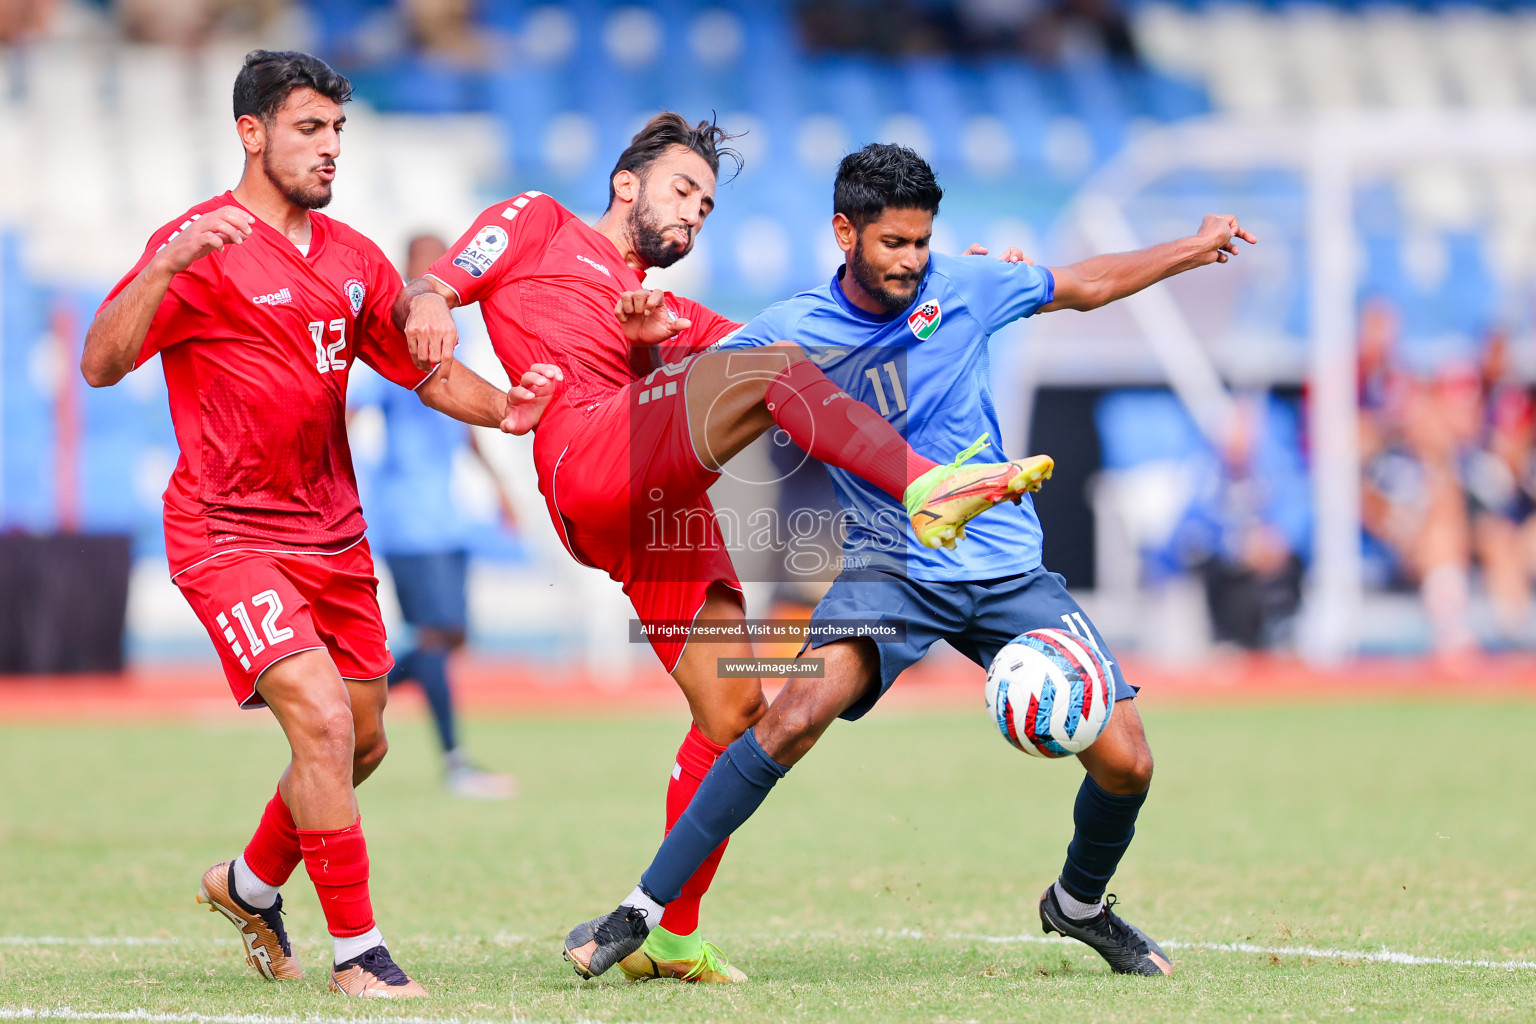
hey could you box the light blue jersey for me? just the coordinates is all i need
[721,252,1055,582]
[351,369,473,557]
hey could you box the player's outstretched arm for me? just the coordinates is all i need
[416,360,513,431]
[394,276,462,378]
[81,206,253,387]
[1041,214,1255,314]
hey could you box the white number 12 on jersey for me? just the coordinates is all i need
[309,319,346,373]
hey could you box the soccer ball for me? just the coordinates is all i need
[984,628,1115,758]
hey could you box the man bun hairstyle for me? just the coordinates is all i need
[834,143,943,229]
[608,111,743,203]
[233,49,352,124]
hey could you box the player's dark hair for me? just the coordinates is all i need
[233,50,352,124]
[834,143,943,229]
[607,111,743,204]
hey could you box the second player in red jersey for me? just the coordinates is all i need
[82,50,521,998]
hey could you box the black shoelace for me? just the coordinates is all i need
[255,896,293,956]
[594,906,648,946]
[344,947,411,985]
[1098,896,1149,953]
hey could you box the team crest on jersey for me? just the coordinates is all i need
[453,225,509,278]
[907,300,942,340]
[344,278,366,316]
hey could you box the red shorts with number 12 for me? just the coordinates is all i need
[173,539,394,708]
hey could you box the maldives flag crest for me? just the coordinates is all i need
[907,300,941,339]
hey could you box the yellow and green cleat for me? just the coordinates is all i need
[618,927,748,984]
[903,434,1054,550]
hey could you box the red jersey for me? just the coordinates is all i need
[101,192,430,575]
[425,192,739,464]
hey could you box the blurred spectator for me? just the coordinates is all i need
[403,0,479,62]
[797,0,1138,63]
[1463,331,1536,646]
[352,233,516,800]
[0,0,55,44]
[1171,393,1309,650]
[797,0,952,56]
[957,0,1138,64]
[117,0,291,46]
[347,0,494,68]
[1356,299,1477,657]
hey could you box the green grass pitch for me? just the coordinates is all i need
[3,698,1536,1022]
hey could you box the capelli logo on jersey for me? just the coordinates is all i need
[251,288,292,306]
[907,300,941,340]
[575,254,612,277]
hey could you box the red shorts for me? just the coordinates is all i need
[536,356,742,671]
[173,539,393,707]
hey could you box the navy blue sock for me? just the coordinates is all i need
[409,648,458,755]
[1058,774,1148,903]
[640,728,789,904]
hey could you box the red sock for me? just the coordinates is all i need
[657,724,728,936]
[298,818,375,938]
[765,360,937,502]
[242,787,302,887]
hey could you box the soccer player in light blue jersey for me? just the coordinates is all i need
[564,143,1255,980]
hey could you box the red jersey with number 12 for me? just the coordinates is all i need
[100,193,431,576]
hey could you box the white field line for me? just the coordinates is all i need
[921,931,1536,970]
[0,938,192,947]
[0,1011,647,1024]
[5,930,1535,972]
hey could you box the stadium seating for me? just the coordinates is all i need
[0,0,1531,657]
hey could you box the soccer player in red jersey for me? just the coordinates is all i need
[393,114,1050,982]
[81,51,522,998]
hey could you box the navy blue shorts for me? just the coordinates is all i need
[385,551,468,631]
[808,566,1136,721]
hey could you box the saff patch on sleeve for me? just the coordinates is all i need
[452,225,509,278]
[907,300,941,339]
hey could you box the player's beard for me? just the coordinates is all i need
[849,238,922,313]
[629,184,693,269]
[265,151,335,210]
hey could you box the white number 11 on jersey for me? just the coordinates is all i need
[863,360,907,416]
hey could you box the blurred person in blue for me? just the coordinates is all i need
[1169,394,1310,651]
[353,233,516,799]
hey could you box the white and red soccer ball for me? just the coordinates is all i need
[984,628,1115,758]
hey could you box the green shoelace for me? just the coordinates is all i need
[902,432,993,515]
[681,940,733,981]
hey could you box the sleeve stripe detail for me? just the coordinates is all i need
[503,191,545,219]
[1039,267,1056,308]
[422,272,462,304]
